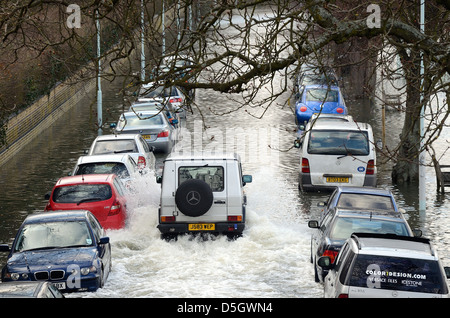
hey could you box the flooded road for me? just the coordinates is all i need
[0,6,449,298]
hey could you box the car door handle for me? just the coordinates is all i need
[214,200,226,204]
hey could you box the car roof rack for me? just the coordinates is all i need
[350,232,431,250]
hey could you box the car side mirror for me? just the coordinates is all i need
[0,244,10,252]
[413,229,422,238]
[242,175,252,186]
[308,220,319,229]
[44,192,51,200]
[99,237,110,245]
[294,139,302,148]
[110,123,117,129]
[444,267,450,279]
[156,175,162,184]
[318,256,334,270]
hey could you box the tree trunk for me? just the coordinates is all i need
[391,47,422,184]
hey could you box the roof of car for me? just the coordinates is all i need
[310,120,371,131]
[350,233,435,259]
[165,152,241,162]
[93,134,140,141]
[335,208,404,221]
[76,154,132,164]
[56,174,115,186]
[24,210,91,224]
[336,186,393,196]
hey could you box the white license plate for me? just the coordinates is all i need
[52,282,66,290]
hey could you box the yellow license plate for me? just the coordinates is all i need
[326,177,349,183]
[188,223,215,231]
[142,134,152,139]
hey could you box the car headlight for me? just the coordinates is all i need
[80,266,97,275]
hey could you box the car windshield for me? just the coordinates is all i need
[337,193,394,211]
[92,140,138,155]
[75,162,129,178]
[307,130,369,155]
[14,221,93,252]
[117,114,163,129]
[52,184,112,204]
[330,217,409,240]
[306,89,338,102]
[349,254,448,294]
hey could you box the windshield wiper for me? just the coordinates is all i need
[77,197,103,205]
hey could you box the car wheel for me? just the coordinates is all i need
[175,179,213,217]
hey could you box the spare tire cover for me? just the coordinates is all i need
[175,179,214,217]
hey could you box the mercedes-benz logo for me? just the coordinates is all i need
[186,190,201,205]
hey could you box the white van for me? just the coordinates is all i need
[295,119,376,191]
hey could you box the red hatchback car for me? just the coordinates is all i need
[45,174,128,229]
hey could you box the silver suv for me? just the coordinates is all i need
[157,152,252,239]
[318,233,450,298]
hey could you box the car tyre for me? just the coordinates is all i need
[175,179,214,217]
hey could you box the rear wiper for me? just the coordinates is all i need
[77,197,103,205]
[114,149,134,154]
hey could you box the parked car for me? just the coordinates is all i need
[318,186,406,219]
[71,154,139,186]
[112,111,179,153]
[0,281,65,298]
[308,207,419,283]
[295,84,347,128]
[157,152,252,240]
[0,211,111,293]
[318,233,450,298]
[295,63,339,92]
[138,82,187,118]
[86,133,156,172]
[294,120,377,191]
[44,174,128,230]
[129,101,181,124]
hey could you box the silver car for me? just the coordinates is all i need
[87,133,156,172]
[138,82,187,118]
[113,110,179,153]
[318,233,450,298]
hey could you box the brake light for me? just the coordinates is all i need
[338,294,349,298]
[322,249,339,263]
[336,107,344,114]
[161,216,175,222]
[169,97,182,103]
[228,215,242,222]
[366,160,375,175]
[157,130,169,138]
[300,106,307,112]
[137,156,146,169]
[109,201,121,216]
[301,158,310,173]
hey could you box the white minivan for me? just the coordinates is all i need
[295,119,376,191]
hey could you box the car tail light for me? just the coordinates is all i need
[336,107,344,114]
[157,130,169,138]
[228,215,242,222]
[300,106,307,112]
[137,156,146,169]
[301,158,310,173]
[108,201,121,216]
[169,97,182,103]
[161,216,175,222]
[322,249,339,263]
[338,294,349,298]
[366,160,375,175]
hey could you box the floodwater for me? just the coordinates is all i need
[0,6,449,299]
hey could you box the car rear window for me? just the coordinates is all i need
[92,140,138,155]
[53,184,112,203]
[75,162,130,178]
[306,88,338,102]
[349,254,448,294]
[117,114,163,129]
[178,166,224,192]
[337,193,394,211]
[307,130,369,156]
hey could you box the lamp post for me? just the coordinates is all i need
[96,9,102,136]
[419,0,426,212]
